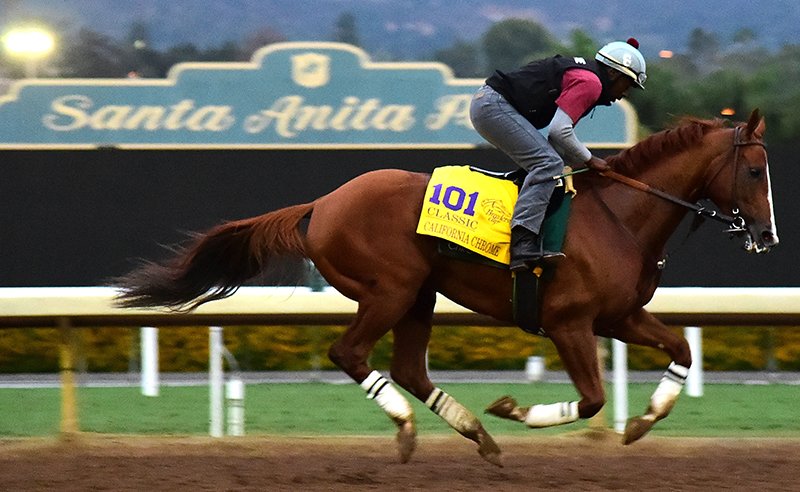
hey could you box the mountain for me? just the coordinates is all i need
[6,0,800,60]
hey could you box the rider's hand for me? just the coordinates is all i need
[585,156,611,173]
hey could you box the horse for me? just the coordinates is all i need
[114,109,778,467]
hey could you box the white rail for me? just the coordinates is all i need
[2,286,800,327]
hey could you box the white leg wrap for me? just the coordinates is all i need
[425,388,480,434]
[649,362,688,418]
[524,401,579,428]
[360,371,413,421]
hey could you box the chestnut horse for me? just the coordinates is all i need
[115,109,777,467]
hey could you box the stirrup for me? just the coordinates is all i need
[539,251,566,263]
[510,252,565,272]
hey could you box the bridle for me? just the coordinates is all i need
[703,125,767,231]
[601,124,765,235]
[591,124,768,268]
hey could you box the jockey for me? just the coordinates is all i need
[470,38,646,271]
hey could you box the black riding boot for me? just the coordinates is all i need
[509,226,565,272]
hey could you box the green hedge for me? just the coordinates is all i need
[0,325,798,373]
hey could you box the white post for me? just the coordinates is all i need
[209,326,224,437]
[684,326,704,397]
[612,339,628,433]
[525,356,545,382]
[140,327,159,397]
[226,378,245,436]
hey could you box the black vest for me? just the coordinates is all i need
[486,55,614,129]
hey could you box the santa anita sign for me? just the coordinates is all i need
[0,42,636,149]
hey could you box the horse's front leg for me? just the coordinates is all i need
[599,308,692,444]
[487,319,603,428]
[391,291,502,467]
[328,295,419,463]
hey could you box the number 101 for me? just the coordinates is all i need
[429,184,479,216]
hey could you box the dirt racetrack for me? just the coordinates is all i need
[1,432,798,491]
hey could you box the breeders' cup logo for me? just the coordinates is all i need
[291,52,330,88]
[481,198,513,225]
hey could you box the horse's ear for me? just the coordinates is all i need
[746,108,766,138]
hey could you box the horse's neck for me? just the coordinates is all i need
[601,129,729,254]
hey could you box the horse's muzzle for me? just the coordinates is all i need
[744,225,779,254]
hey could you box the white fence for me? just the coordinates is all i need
[1,286,799,435]
[3,286,800,328]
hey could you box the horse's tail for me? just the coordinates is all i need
[114,201,315,311]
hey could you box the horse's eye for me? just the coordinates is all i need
[749,167,762,178]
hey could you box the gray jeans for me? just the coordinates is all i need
[469,84,563,235]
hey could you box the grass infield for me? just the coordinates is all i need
[0,382,797,437]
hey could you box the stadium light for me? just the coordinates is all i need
[2,26,56,78]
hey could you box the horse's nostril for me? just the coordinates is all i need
[762,231,778,246]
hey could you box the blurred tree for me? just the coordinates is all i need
[333,11,360,46]
[745,47,800,142]
[124,21,162,78]
[732,27,757,45]
[566,29,597,58]
[433,39,481,77]
[126,21,151,49]
[201,41,241,62]
[628,63,696,130]
[240,26,288,59]
[695,69,747,118]
[154,41,242,76]
[160,42,202,71]
[629,27,796,136]
[481,18,559,72]
[719,47,771,75]
[56,28,130,78]
[687,27,720,74]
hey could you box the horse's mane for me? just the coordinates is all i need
[606,117,730,175]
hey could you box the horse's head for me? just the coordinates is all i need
[705,109,779,253]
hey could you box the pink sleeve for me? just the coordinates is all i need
[555,69,603,123]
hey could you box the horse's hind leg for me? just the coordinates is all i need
[600,308,692,444]
[390,288,502,467]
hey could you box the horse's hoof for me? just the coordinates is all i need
[485,396,526,422]
[623,415,655,445]
[396,420,417,463]
[485,396,516,417]
[477,429,503,468]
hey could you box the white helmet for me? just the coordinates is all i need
[595,38,647,89]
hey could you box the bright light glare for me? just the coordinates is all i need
[2,27,55,57]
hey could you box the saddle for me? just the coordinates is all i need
[416,165,575,336]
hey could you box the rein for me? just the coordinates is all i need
[600,169,745,231]
[599,124,766,235]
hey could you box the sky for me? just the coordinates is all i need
[3,0,800,59]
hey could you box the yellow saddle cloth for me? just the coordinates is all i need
[416,166,517,264]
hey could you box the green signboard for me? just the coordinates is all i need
[0,42,636,149]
